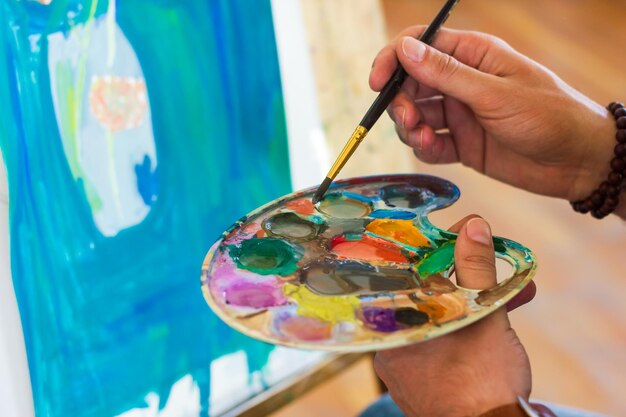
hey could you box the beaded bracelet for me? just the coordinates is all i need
[571,101,626,219]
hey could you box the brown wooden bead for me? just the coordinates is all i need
[615,108,626,118]
[608,172,623,185]
[590,191,605,207]
[617,117,626,129]
[604,197,619,208]
[611,157,626,172]
[615,143,626,157]
[609,102,624,112]
[591,209,605,219]
[606,184,620,197]
[579,201,592,213]
[599,181,610,194]
[617,129,626,143]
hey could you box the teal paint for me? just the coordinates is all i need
[229,238,304,276]
[0,0,292,416]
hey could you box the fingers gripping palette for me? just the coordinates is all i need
[201,175,536,351]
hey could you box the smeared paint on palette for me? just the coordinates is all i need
[202,175,536,351]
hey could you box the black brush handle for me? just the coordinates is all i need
[360,0,460,130]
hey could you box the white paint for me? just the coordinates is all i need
[209,350,250,417]
[48,20,157,237]
[271,0,330,191]
[0,147,35,417]
[117,374,200,417]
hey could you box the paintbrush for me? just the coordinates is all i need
[311,0,461,204]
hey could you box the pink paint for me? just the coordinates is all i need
[224,281,287,308]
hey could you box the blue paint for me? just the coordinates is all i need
[135,155,159,206]
[0,0,294,416]
[369,209,417,220]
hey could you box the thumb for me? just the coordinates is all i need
[397,36,492,104]
[455,217,497,290]
[455,217,511,329]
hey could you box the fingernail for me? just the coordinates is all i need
[402,37,426,62]
[416,126,424,151]
[466,218,492,245]
[392,106,406,128]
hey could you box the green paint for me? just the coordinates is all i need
[417,241,455,278]
[230,238,303,276]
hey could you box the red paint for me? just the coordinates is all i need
[331,235,408,263]
[286,198,315,215]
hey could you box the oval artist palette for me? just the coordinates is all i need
[201,175,536,352]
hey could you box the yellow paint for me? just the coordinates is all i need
[366,219,429,248]
[283,283,359,323]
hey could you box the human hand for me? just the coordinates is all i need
[370,27,616,203]
[374,216,533,417]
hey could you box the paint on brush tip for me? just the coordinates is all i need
[312,177,333,204]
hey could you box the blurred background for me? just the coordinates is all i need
[272,1,626,416]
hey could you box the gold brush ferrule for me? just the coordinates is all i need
[326,125,369,180]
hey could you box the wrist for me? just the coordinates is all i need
[569,102,626,219]
[569,109,616,202]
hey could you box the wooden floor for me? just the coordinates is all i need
[271,1,626,416]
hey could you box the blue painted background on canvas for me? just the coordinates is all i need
[0,0,294,415]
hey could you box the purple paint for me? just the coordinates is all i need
[360,307,398,332]
[224,281,287,308]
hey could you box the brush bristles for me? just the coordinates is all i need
[312,177,333,204]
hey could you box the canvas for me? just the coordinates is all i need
[0,0,327,416]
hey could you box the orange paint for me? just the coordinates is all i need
[365,219,429,248]
[415,299,447,322]
[331,235,408,263]
[286,198,315,215]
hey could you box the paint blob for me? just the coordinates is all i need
[416,242,455,278]
[331,234,410,263]
[263,212,324,241]
[223,281,287,308]
[300,259,418,296]
[380,184,427,208]
[366,219,430,248]
[283,283,359,324]
[317,194,372,218]
[369,209,417,220]
[229,238,303,276]
[277,314,333,342]
[285,198,315,215]
[394,308,429,326]
[360,307,398,332]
